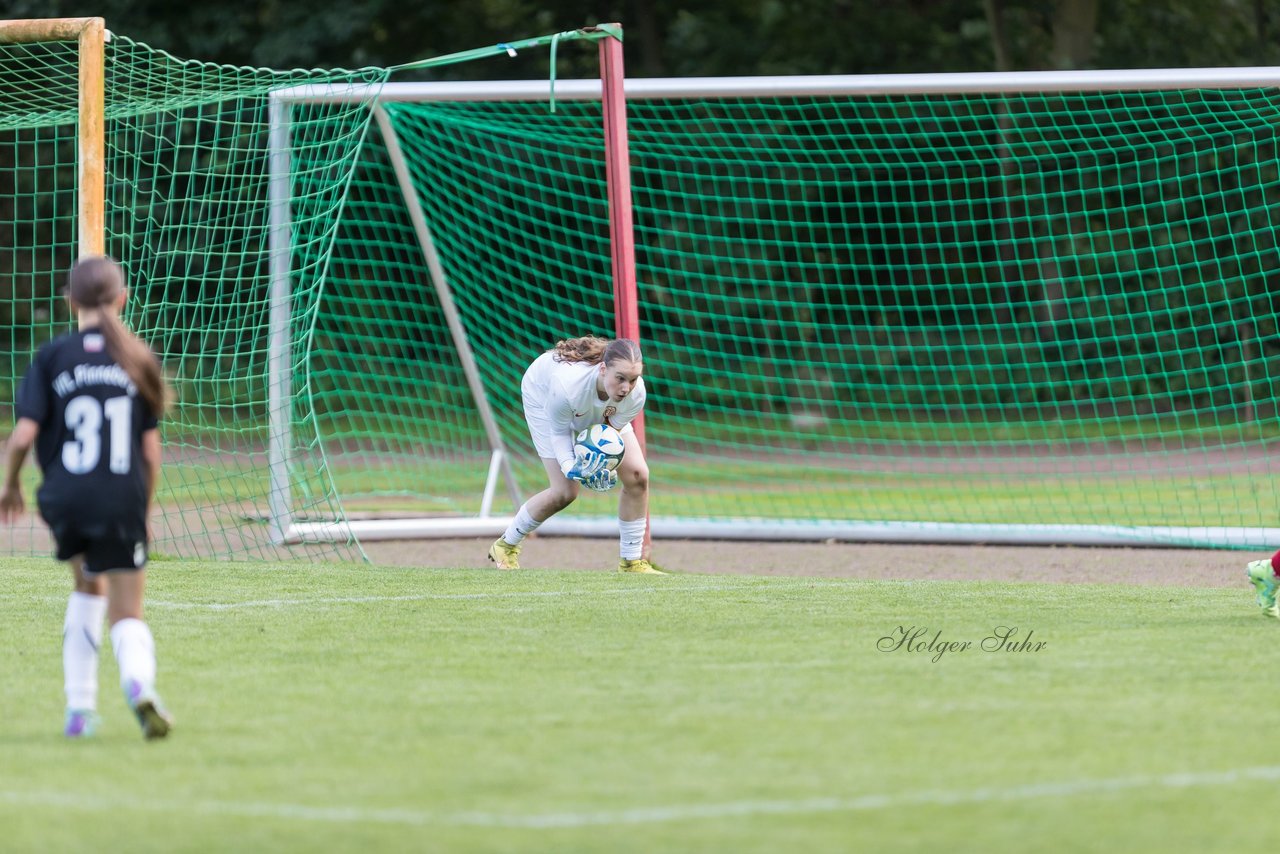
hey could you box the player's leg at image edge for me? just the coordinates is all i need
[1246,555,1280,619]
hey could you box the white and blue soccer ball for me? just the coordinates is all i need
[574,424,625,471]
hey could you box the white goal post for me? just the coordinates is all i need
[266,67,1280,549]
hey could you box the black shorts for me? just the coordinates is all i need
[40,510,148,575]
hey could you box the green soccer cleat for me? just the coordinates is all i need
[125,680,173,741]
[488,538,522,570]
[1246,559,1280,619]
[618,558,667,575]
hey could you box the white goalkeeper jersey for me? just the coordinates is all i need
[520,350,646,470]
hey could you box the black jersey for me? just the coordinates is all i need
[14,327,159,519]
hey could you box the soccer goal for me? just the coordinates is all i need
[279,65,1280,550]
[265,26,641,547]
[7,19,1280,558]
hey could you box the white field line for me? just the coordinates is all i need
[144,581,793,611]
[2,765,1278,828]
[7,580,852,612]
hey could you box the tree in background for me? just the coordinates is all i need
[0,0,1273,75]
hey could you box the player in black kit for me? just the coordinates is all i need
[1,255,173,740]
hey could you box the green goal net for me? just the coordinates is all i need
[6,25,1280,558]
[1,27,385,561]
[312,73,1280,550]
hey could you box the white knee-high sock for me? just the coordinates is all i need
[64,592,107,710]
[503,504,543,545]
[110,618,157,696]
[619,518,647,560]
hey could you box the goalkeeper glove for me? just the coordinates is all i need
[578,467,618,492]
[563,454,618,491]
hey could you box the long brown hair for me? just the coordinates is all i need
[552,335,642,367]
[67,255,168,415]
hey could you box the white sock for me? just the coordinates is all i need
[619,518,646,560]
[64,592,107,710]
[503,504,543,546]
[109,618,157,696]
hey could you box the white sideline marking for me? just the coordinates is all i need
[2,765,1278,828]
[10,580,822,612]
[11,577,881,613]
[144,581,790,611]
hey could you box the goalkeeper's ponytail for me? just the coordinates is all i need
[66,255,169,416]
[553,336,642,366]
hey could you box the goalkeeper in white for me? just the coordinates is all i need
[488,335,665,573]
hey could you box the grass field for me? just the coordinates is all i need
[2,557,1278,852]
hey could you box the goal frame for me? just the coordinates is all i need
[0,17,107,257]
[266,28,645,546]
[268,65,1280,549]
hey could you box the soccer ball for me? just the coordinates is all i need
[574,424,626,471]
